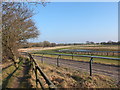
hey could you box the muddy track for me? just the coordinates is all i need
[33,55,120,83]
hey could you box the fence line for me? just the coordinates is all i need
[58,49,120,56]
[27,53,56,90]
[33,52,120,76]
[36,52,120,60]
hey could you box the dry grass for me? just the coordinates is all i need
[70,45,119,51]
[31,59,118,88]
[19,45,119,53]
[18,46,72,52]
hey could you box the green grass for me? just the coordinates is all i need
[31,45,119,65]
[31,47,119,57]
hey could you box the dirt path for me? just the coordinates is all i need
[17,59,32,88]
[11,59,32,88]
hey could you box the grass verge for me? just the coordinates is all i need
[31,59,118,88]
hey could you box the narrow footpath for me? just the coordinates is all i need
[2,58,33,88]
[14,59,32,88]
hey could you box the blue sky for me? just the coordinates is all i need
[30,2,118,43]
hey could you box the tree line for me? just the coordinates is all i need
[100,41,120,45]
[86,41,120,45]
[21,40,120,48]
[22,41,56,48]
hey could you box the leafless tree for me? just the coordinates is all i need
[2,2,40,67]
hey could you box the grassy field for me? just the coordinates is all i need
[30,59,118,88]
[31,45,119,65]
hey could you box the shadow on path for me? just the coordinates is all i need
[2,59,32,88]
[2,66,19,88]
[17,59,32,88]
[2,63,14,71]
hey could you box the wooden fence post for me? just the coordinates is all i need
[35,65,38,87]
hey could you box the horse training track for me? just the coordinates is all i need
[33,55,119,83]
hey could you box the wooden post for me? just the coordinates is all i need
[35,66,38,87]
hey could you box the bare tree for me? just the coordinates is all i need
[2,2,39,67]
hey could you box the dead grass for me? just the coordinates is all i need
[70,45,119,51]
[18,46,72,52]
[31,59,118,88]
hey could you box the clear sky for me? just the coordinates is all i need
[29,2,118,43]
